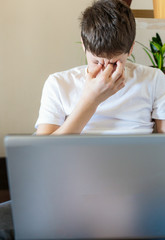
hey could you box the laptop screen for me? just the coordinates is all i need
[5,134,165,239]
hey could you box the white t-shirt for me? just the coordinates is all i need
[35,62,165,134]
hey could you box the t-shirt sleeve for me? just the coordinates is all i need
[35,75,66,129]
[152,69,165,120]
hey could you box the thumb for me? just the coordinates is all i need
[87,64,102,79]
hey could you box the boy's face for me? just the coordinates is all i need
[86,51,130,75]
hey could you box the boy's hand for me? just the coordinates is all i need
[83,61,125,106]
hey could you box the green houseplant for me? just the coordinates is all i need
[136,33,165,73]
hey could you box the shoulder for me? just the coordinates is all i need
[126,61,158,74]
[125,62,165,83]
[42,65,87,96]
[48,65,87,85]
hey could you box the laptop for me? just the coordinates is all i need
[4,134,165,240]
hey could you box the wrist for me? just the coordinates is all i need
[80,94,99,111]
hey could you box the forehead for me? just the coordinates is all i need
[87,51,126,62]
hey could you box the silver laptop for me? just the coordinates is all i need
[4,134,165,240]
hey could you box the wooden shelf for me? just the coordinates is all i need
[132,9,154,18]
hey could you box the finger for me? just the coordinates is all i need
[115,70,125,83]
[115,73,125,89]
[88,64,102,79]
[111,61,124,81]
[117,75,125,85]
[101,63,114,79]
[118,80,126,90]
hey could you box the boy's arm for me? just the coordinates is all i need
[155,119,165,133]
[36,61,125,135]
[36,97,97,135]
[36,124,60,135]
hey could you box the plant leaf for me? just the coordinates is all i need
[157,54,163,70]
[162,43,165,55]
[150,41,163,66]
[153,52,159,67]
[156,33,163,46]
[127,58,133,63]
[143,48,156,68]
[150,41,161,52]
[150,43,158,65]
[127,54,136,63]
[152,37,162,46]
[154,52,163,70]
[131,54,136,62]
[135,41,152,53]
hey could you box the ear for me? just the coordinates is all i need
[81,37,85,52]
[128,41,135,56]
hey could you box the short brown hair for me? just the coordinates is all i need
[80,0,136,57]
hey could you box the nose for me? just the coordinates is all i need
[99,61,110,69]
[104,60,110,68]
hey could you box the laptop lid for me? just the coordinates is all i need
[4,134,165,240]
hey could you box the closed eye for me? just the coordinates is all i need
[93,61,99,65]
[112,62,117,66]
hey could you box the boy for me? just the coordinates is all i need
[1,0,165,238]
[35,0,165,134]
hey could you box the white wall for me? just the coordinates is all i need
[133,19,165,67]
[131,0,165,67]
[0,0,92,156]
[131,0,153,9]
